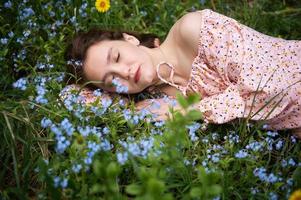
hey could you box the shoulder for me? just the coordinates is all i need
[174,10,208,53]
[176,9,214,37]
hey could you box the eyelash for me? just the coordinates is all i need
[116,52,120,62]
[105,52,118,86]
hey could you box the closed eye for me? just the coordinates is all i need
[116,52,120,62]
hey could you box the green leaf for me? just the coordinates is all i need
[90,183,103,194]
[125,184,142,195]
[187,93,200,105]
[93,160,103,176]
[190,187,202,198]
[209,184,222,195]
[293,167,301,187]
[147,178,165,194]
[186,110,202,121]
[176,93,188,109]
[106,162,120,178]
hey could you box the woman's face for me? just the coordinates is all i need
[84,34,157,94]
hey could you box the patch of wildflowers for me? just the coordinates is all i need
[41,117,52,128]
[199,0,206,6]
[163,95,178,107]
[116,151,128,165]
[140,10,147,16]
[212,196,221,200]
[235,149,249,158]
[90,106,106,116]
[123,109,147,125]
[211,153,220,163]
[269,192,278,200]
[186,122,201,142]
[72,164,82,173]
[13,77,28,90]
[35,85,48,104]
[112,78,128,93]
[8,31,14,38]
[154,121,165,128]
[50,124,62,136]
[23,30,31,38]
[224,131,240,144]
[264,137,274,151]
[55,73,65,82]
[275,140,284,150]
[102,127,110,135]
[150,100,161,109]
[202,137,209,144]
[60,178,68,188]
[251,187,259,194]
[1,38,8,45]
[123,109,131,121]
[267,131,278,137]
[138,108,151,120]
[119,136,155,159]
[36,61,54,70]
[60,118,75,136]
[211,132,219,140]
[79,2,88,17]
[19,7,35,20]
[290,135,297,143]
[4,1,12,8]
[288,158,296,166]
[93,89,102,96]
[281,159,288,167]
[246,141,264,152]
[100,139,112,151]
[253,167,280,183]
[53,176,60,188]
[101,98,112,110]
[78,126,92,137]
[151,129,163,136]
[56,135,71,154]
[119,99,126,107]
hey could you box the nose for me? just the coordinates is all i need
[112,64,130,80]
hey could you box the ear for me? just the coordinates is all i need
[122,33,140,46]
[154,38,160,47]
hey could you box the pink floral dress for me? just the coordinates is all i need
[156,9,301,130]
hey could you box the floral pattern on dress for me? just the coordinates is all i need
[184,9,301,130]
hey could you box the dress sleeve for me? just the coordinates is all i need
[190,10,247,123]
[198,9,245,84]
[194,84,245,124]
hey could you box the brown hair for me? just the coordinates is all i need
[64,28,160,85]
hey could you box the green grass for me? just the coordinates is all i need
[1,0,301,199]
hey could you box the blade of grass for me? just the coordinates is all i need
[3,112,20,188]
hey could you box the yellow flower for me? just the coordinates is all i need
[289,189,301,200]
[95,0,110,13]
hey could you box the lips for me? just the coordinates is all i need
[134,66,141,83]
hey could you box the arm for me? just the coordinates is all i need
[135,96,184,121]
[193,85,245,124]
[59,84,129,106]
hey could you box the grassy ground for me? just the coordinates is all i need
[1,0,301,199]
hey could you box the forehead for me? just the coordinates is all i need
[84,41,113,74]
[81,42,105,84]
[85,40,110,64]
[84,40,125,68]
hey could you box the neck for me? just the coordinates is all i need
[140,43,180,85]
